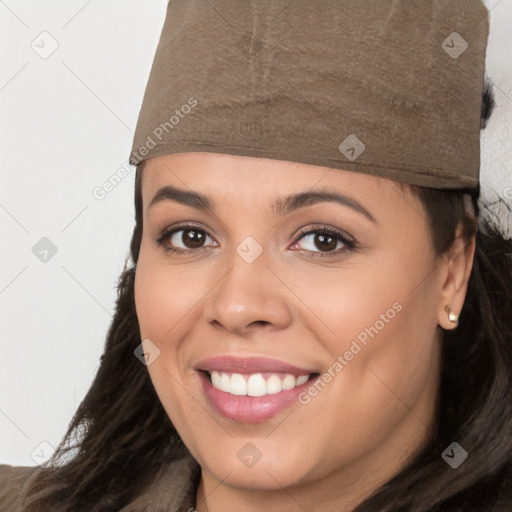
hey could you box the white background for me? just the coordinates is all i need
[1,0,511,466]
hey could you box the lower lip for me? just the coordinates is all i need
[199,371,316,423]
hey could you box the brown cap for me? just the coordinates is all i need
[129,0,489,189]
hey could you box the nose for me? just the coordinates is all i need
[203,245,293,336]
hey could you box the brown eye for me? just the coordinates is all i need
[180,229,206,249]
[294,231,346,253]
[290,225,356,258]
[313,233,338,252]
[156,225,217,254]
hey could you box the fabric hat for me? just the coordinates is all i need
[130,0,489,189]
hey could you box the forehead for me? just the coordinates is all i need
[140,152,403,202]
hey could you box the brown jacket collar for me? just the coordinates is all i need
[0,453,200,512]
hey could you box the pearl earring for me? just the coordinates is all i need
[445,305,459,324]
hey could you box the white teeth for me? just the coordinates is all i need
[209,371,310,396]
[266,374,282,394]
[220,372,230,392]
[211,371,233,393]
[296,375,309,386]
[247,373,267,396]
[282,374,296,390]
[230,373,247,395]
[211,370,223,390]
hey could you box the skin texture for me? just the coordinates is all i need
[134,152,475,512]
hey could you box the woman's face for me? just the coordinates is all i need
[134,152,449,503]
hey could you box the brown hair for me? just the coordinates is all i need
[23,78,512,511]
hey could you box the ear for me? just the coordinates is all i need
[437,226,476,330]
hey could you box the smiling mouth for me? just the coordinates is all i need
[203,370,318,396]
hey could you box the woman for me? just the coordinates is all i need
[1,1,511,511]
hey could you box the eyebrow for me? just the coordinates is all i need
[148,185,377,223]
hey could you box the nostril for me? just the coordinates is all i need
[252,321,270,327]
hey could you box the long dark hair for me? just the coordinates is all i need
[22,78,512,511]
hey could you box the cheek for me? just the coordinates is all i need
[134,251,211,437]
[288,244,440,417]
[279,256,441,471]
[133,249,198,407]
[134,246,207,346]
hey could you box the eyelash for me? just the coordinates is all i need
[155,222,357,258]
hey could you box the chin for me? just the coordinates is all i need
[191,440,318,491]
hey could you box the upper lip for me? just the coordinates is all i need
[196,356,318,376]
